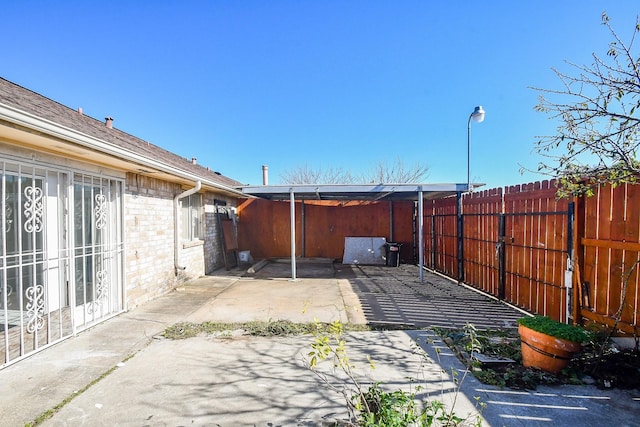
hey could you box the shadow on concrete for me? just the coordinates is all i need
[337,263,526,329]
[2,258,638,426]
[247,259,527,329]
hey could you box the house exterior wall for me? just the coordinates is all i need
[204,193,238,273]
[0,142,127,367]
[0,150,238,314]
[124,173,238,308]
[0,77,245,368]
[204,196,220,274]
[124,173,182,308]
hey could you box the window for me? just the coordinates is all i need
[181,193,203,241]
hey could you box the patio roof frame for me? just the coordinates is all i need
[240,183,475,283]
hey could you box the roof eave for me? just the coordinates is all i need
[0,102,245,198]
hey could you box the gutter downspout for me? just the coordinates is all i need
[174,180,202,274]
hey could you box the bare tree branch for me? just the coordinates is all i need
[530,13,640,197]
[279,164,358,184]
[363,157,430,184]
[280,157,429,185]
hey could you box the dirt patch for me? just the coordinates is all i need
[438,327,640,390]
[573,347,640,389]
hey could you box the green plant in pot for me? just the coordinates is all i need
[517,316,588,373]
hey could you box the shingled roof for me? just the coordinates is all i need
[0,77,242,189]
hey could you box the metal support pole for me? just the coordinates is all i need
[498,214,506,299]
[301,200,306,258]
[290,188,297,281]
[467,116,471,192]
[418,189,424,283]
[466,106,484,192]
[457,192,464,282]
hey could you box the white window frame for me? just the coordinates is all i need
[181,193,203,241]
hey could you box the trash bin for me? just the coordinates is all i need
[384,242,402,267]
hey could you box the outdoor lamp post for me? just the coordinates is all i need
[467,105,485,192]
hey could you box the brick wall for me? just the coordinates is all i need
[204,193,221,273]
[124,174,238,308]
[124,174,200,308]
[204,194,238,273]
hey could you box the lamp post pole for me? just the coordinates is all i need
[460,105,486,284]
[467,106,485,192]
[467,116,471,193]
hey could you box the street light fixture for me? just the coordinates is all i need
[467,105,485,192]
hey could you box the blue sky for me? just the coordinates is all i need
[2,1,638,188]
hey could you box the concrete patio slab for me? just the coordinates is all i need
[0,260,637,426]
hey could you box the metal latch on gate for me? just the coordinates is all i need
[494,236,514,257]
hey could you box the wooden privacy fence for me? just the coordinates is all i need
[424,181,573,323]
[575,183,640,335]
[237,180,640,334]
[424,180,640,334]
[236,198,416,261]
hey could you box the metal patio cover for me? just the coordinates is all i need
[239,183,469,201]
[239,183,472,281]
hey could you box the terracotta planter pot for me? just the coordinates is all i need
[518,324,582,373]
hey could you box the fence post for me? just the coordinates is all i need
[571,197,584,325]
[301,200,306,258]
[457,192,464,282]
[431,214,437,270]
[412,201,418,264]
[498,213,506,299]
[565,201,574,322]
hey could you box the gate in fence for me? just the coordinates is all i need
[424,181,575,323]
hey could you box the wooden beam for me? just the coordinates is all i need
[581,238,640,252]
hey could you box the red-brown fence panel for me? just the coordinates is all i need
[578,183,640,334]
[424,195,459,278]
[238,180,638,333]
[424,181,572,322]
[237,198,302,258]
[502,181,571,322]
[237,199,416,261]
[462,187,502,296]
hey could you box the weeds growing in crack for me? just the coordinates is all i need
[306,320,485,426]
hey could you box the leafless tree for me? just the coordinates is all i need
[531,13,640,197]
[279,164,358,184]
[363,157,430,184]
[279,157,429,184]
